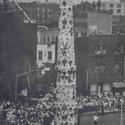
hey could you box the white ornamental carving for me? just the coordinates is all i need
[55,0,77,125]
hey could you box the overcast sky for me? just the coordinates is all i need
[13,0,120,4]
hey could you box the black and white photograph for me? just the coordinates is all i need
[0,0,125,125]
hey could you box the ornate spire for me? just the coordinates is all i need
[55,0,77,125]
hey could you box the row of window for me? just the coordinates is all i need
[37,14,50,18]
[38,51,52,61]
[110,9,125,13]
[112,17,120,23]
[95,44,106,55]
[42,35,58,43]
[94,44,124,56]
[37,7,51,13]
[109,3,123,8]
[90,63,122,73]
[102,3,125,8]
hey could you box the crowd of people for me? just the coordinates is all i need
[0,92,56,125]
[0,89,124,125]
[78,92,125,113]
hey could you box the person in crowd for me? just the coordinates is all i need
[0,90,124,125]
[93,113,99,125]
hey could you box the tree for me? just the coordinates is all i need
[97,0,101,10]
[92,1,96,10]
[81,1,92,11]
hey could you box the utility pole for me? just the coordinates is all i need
[86,69,89,93]
[120,99,124,125]
[14,64,46,100]
[55,0,77,125]
[15,73,18,100]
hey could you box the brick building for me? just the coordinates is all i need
[74,10,112,36]
[19,2,59,28]
[101,1,125,16]
[36,27,58,93]
[100,0,125,34]
[37,26,125,96]
[18,1,113,35]
[75,35,125,96]
[37,27,59,67]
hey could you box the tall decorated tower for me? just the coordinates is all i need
[55,0,77,125]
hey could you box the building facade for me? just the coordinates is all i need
[37,28,59,67]
[100,1,125,34]
[19,2,59,28]
[36,27,58,91]
[0,4,37,98]
[37,26,125,96]
[101,1,125,16]
[74,10,112,36]
[75,35,125,96]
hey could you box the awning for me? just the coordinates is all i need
[112,82,125,88]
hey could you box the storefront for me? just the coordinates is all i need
[90,83,111,95]
[112,82,125,96]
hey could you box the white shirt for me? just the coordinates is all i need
[93,115,99,122]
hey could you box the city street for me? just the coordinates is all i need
[79,112,125,125]
[1,0,125,125]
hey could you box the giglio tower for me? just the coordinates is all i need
[55,0,77,125]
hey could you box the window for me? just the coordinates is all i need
[48,14,50,18]
[42,8,45,12]
[115,45,124,55]
[110,4,114,8]
[89,25,97,32]
[90,84,97,95]
[37,7,40,12]
[109,9,113,13]
[38,51,43,60]
[94,65,105,73]
[117,4,121,8]
[43,37,46,43]
[37,13,40,18]
[113,17,119,23]
[95,44,106,55]
[116,18,119,22]
[48,51,52,61]
[42,15,45,18]
[42,20,45,24]
[52,35,54,41]
[117,9,121,13]
[114,64,120,72]
[47,37,50,43]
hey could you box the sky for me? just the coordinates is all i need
[12,0,120,4]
